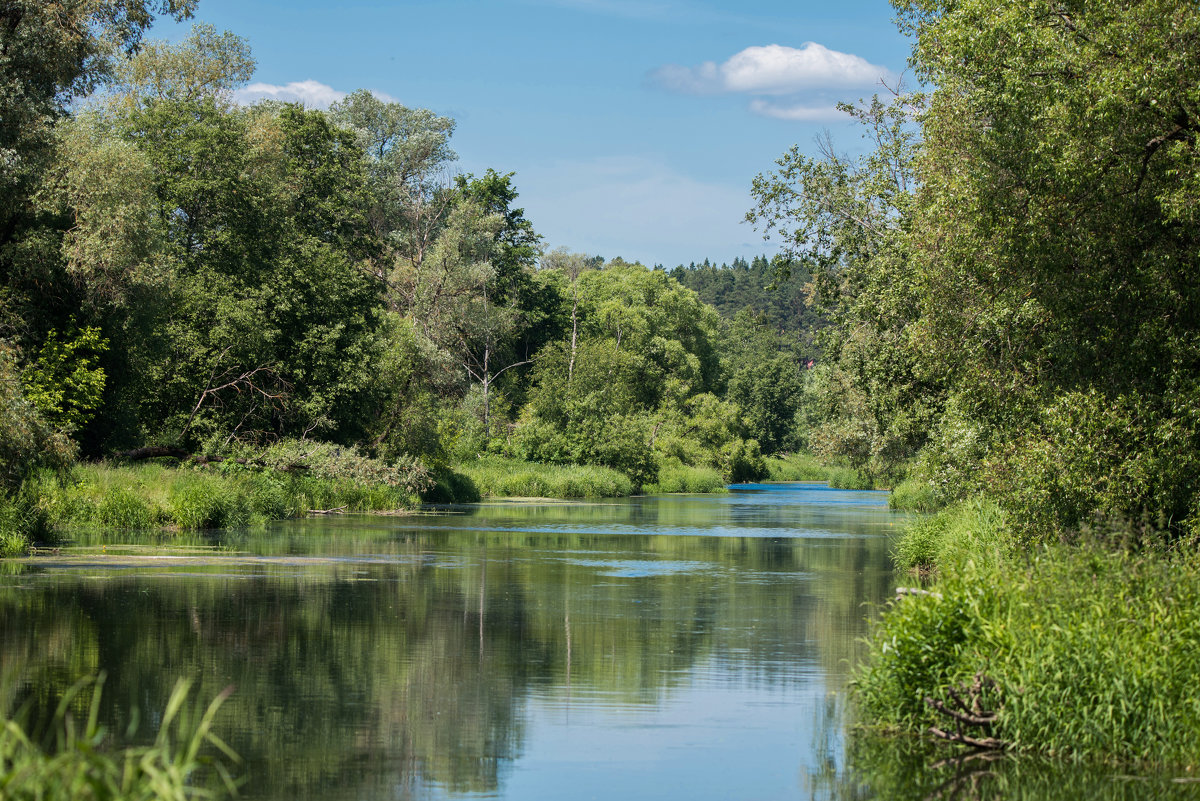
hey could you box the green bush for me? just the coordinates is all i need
[0,674,238,800]
[422,467,482,504]
[455,457,633,499]
[857,544,1200,765]
[645,463,727,494]
[985,388,1200,545]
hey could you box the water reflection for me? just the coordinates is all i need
[1,484,1177,799]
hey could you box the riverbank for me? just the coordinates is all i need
[855,497,1200,767]
[1,452,750,555]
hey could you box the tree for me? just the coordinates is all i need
[893,0,1200,534]
[327,90,457,281]
[0,0,196,251]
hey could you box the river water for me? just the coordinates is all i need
[0,483,1192,799]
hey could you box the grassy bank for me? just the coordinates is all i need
[643,463,727,494]
[765,452,879,490]
[0,461,418,555]
[856,502,1200,766]
[1,675,237,800]
[452,456,634,499]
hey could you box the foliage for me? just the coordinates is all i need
[669,255,821,336]
[764,452,830,482]
[643,464,726,494]
[20,325,109,433]
[892,498,1009,573]
[857,544,1200,765]
[0,674,237,800]
[453,456,633,499]
[0,344,74,491]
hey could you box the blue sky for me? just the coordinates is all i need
[162,0,913,267]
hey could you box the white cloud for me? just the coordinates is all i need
[652,43,890,95]
[515,156,765,267]
[748,99,848,122]
[233,80,397,109]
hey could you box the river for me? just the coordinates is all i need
[0,483,1191,799]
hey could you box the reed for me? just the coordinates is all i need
[27,461,417,534]
[454,456,634,499]
[856,542,1200,766]
[0,674,238,800]
[644,464,727,494]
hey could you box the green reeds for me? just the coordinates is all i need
[453,456,633,499]
[765,452,831,482]
[0,673,238,799]
[855,542,1200,766]
[27,461,417,535]
[643,464,727,494]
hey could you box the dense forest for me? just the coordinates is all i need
[4,0,1200,776]
[0,2,818,550]
[743,0,1200,764]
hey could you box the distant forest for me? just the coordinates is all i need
[668,256,822,337]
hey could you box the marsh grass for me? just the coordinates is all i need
[1,673,238,800]
[765,452,831,482]
[888,477,940,512]
[856,544,1200,766]
[765,452,878,490]
[454,457,633,499]
[643,464,727,494]
[28,462,416,535]
[893,499,1009,574]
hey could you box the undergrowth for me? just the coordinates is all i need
[856,539,1200,766]
[0,673,238,799]
[453,456,633,499]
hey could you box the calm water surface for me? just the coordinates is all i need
[1,483,1191,799]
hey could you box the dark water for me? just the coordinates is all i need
[1,484,1193,799]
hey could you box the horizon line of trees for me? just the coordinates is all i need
[0,3,818,500]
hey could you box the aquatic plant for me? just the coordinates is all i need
[454,456,633,499]
[0,674,238,800]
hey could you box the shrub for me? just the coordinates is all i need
[0,674,238,800]
[645,463,727,494]
[857,544,1200,765]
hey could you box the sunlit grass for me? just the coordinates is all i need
[453,456,633,499]
[27,462,416,535]
[1,673,238,800]
[856,540,1200,766]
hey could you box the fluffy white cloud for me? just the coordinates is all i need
[652,43,890,95]
[233,80,397,109]
[748,99,848,122]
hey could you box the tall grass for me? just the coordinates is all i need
[892,499,1010,574]
[888,476,940,512]
[27,461,417,535]
[765,452,831,482]
[855,543,1200,766]
[0,674,238,799]
[764,452,878,489]
[454,456,633,499]
[643,463,727,494]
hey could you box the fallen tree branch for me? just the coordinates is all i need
[927,726,1006,750]
[309,505,347,515]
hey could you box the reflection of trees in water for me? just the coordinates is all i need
[806,730,1191,801]
[0,513,895,800]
